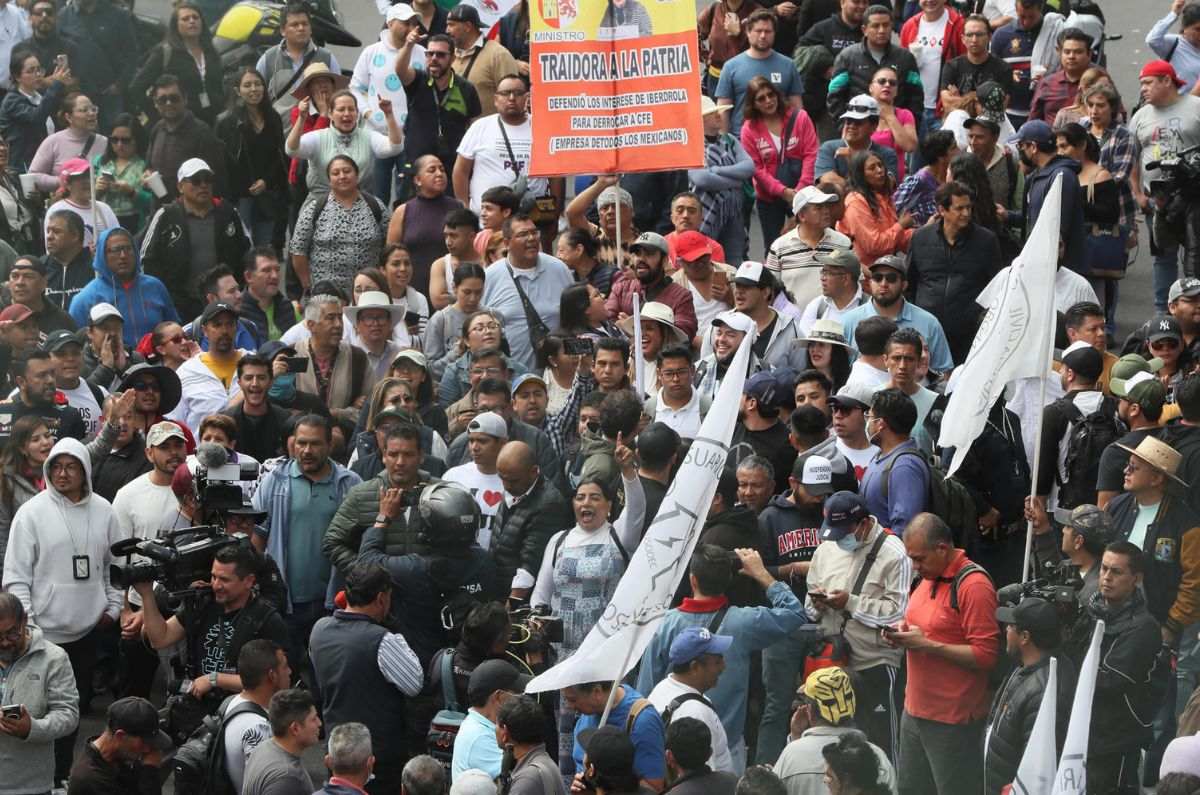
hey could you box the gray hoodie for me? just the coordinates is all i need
[2,437,124,643]
[0,625,80,794]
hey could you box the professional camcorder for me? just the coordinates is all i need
[192,442,260,523]
[997,561,1084,622]
[1148,144,1200,226]
[109,526,243,597]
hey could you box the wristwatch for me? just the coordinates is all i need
[374,513,389,526]
[209,672,218,688]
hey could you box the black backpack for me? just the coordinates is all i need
[172,696,268,795]
[426,650,466,771]
[881,448,977,539]
[1056,396,1122,509]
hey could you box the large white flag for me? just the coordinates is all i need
[1010,656,1059,795]
[525,334,754,692]
[1053,620,1105,793]
[937,175,1063,476]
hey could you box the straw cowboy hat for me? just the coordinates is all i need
[618,301,689,346]
[798,318,851,349]
[1116,435,1188,487]
[292,62,350,99]
[344,291,405,325]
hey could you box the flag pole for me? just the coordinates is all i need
[1021,266,1059,583]
[597,640,638,727]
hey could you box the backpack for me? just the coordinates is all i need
[172,696,268,795]
[660,692,711,726]
[1055,396,1122,509]
[426,650,466,771]
[882,448,978,541]
[310,190,386,227]
[552,526,630,567]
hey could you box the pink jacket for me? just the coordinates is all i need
[740,109,819,202]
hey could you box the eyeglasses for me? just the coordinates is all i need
[754,93,776,102]
[107,244,134,256]
[360,314,392,325]
[1124,460,1144,473]
[163,335,184,346]
[185,176,213,186]
[471,322,501,332]
[50,461,82,475]
[873,78,897,87]
[510,229,540,240]
[496,89,528,98]
[0,624,24,643]
[659,368,692,380]
[870,271,901,284]
[470,366,503,377]
[963,30,989,38]
[154,94,184,106]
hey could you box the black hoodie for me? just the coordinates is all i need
[695,504,765,607]
[758,493,824,598]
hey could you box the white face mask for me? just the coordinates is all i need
[865,417,882,446]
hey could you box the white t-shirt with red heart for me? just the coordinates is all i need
[442,462,505,550]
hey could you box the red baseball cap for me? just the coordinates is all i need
[0,304,33,324]
[674,230,715,262]
[1141,60,1185,88]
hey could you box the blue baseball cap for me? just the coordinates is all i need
[668,626,733,666]
[1008,119,1054,146]
[743,370,779,406]
[819,491,869,541]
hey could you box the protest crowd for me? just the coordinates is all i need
[3,0,1200,793]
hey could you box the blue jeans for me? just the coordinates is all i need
[1154,244,1180,313]
[1177,623,1200,719]
[757,198,789,259]
[756,630,812,765]
[238,196,279,248]
[712,209,748,266]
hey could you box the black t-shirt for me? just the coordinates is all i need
[67,737,160,795]
[175,598,290,678]
[731,421,797,495]
[939,54,1014,98]
[1096,427,1160,494]
[639,476,669,538]
[0,398,87,446]
[403,72,483,169]
[751,315,778,362]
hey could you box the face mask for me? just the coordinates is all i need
[866,418,881,446]
[268,373,296,403]
[836,534,860,552]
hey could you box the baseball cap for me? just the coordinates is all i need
[1147,314,1183,343]
[1110,352,1164,388]
[177,158,214,183]
[10,258,47,277]
[259,340,298,362]
[390,349,428,371]
[59,157,90,180]
[200,301,239,325]
[107,697,173,751]
[1110,370,1167,415]
[975,81,1008,115]
[0,304,32,324]
[578,726,635,777]
[792,185,837,216]
[668,626,733,666]
[146,421,186,447]
[733,260,773,288]
[373,406,414,427]
[814,248,861,280]
[840,94,879,121]
[830,381,875,412]
[466,659,531,704]
[673,230,714,263]
[1059,340,1103,381]
[869,254,908,277]
[1051,503,1116,544]
[744,370,778,405]
[597,185,633,209]
[712,310,755,336]
[386,3,418,22]
[512,372,548,396]
[1141,59,1185,88]
[467,411,508,439]
[446,3,481,25]
[995,596,1059,636]
[793,454,833,496]
[88,302,122,325]
[629,231,669,256]
[42,329,82,353]
[801,666,856,725]
[1008,119,1054,146]
[819,491,869,541]
[1161,735,1200,778]
[963,115,1001,136]
[1169,277,1200,303]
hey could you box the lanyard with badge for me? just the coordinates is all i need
[55,501,93,581]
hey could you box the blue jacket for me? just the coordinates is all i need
[636,581,808,746]
[1025,154,1087,275]
[68,227,180,347]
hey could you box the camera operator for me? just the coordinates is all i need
[1068,542,1165,795]
[1025,502,1116,608]
[356,481,501,666]
[984,598,1077,795]
[132,543,290,715]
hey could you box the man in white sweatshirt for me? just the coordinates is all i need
[2,436,124,785]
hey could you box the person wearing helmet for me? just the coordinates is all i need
[357,480,501,665]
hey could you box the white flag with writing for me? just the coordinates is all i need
[1011,656,1059,795]
[1053,620,1105,793]
[937,175,1063,476]
[525,334,754,692]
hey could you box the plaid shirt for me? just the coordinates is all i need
[541,371,595,461]
[1096,123,1138,231]
[1029,70,1080,125]
[893,168,940,226]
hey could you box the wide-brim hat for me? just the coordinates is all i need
[617,301,688,346]
[1116,436,1188,487]
[345,291,405,326]
[292,62,350,100]
[797,318,851,349]
[119,363,182,415]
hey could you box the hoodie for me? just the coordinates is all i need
[351,30,419,134]
[758,493,823,599]
[0,625,79,795]
[700,503,767,607]
[1,438,123,643]
[68,227,180,347]
[1024,154,1087,275]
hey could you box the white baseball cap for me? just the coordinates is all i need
[386,3,418,23]
[792,185,837,216]
[176,158,214,183]
[712,310,755,335]
[797,454,833,496]
[89,302,123,325]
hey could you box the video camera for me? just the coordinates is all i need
[997,560,1084,623]
[1148,144,1200,224]
[109,525,244,598]
[193,443,260,524]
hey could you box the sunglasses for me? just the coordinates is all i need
[1150,338,1180,350]
[131,381,161,392]
[154,94,183,106]
[426,50,451,58]
[870,271,901,284]
[873,78,897,87]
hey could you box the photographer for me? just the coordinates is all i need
[1026,503,1116,609]
[132,543,290,715]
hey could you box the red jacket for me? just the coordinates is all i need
[605,272,699,341]
[899,8,967,73]
[740,108,820,202]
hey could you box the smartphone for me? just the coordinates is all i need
[562,336,594,356]
[809,591,828,601]
[404,311,421,328]
[55,54,68,71]
[1,705,20,720]
[881,625,897,635]
[285,356,309,374]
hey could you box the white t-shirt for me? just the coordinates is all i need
[688,283,727,335]
[845,360,891,391]
[45,198,119,251]
[836,439,879,483]
[112,472,189,606]
[59,379,107,437]
[222,694,272,794]
[1129,501,1160,550]
[982,0,1016,23]
[455,114,549,213]
[914,12,951,109]
[646,676,734,773]
[442,461,504,549]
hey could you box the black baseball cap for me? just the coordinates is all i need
[106,697,173,750]
[995,597,1059,637]
[466,659,531,704]
[200,301,238,325]
[43,329,83,353]
[819,491,869,541]
[447,3,481,25]
[10,258,47,277]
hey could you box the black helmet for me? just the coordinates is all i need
[417,482,480,548]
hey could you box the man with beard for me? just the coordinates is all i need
[983,598,1076,795]
[5,256,75,335]
[170,302,251,434]
[608,232,699,342]
[842,255,954,376]
[399,33,482,175]
[66,697,170,794]
[111,422,189,698]
[222,354,291,463]
[0,350,86,445]
[1011,120,1086,275]
[695,311,756,401]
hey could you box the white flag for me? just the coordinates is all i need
[525,334,755,692]
[632,292,645,397]
[937,175,1064,477]
[1053,620,1105,793]
[459,0,520,35]
[1011,656,1059,795]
